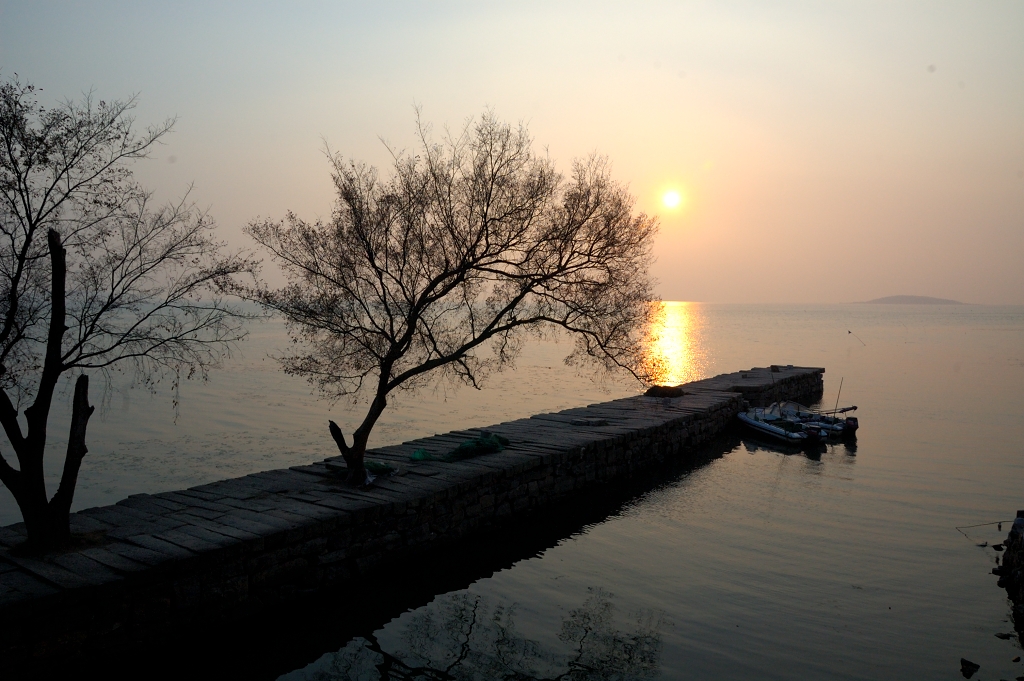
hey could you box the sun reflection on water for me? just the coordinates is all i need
[643,301,710,386]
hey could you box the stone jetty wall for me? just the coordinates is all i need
[0,365,823,667]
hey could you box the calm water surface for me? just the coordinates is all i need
[5,303,1024,679]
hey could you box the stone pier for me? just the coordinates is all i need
[0,365,823,667]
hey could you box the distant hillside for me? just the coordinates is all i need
[864,295,963,305]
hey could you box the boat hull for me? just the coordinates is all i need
[737,411,819,447]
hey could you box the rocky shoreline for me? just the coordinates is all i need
[996,510,1024,645]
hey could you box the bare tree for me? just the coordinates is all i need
[0,77,252,550]
[242,112,658,484]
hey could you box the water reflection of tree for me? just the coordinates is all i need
[291,588,664,681]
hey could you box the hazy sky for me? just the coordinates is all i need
[2,1,1022,303]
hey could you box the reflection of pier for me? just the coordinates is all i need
[0,365,822,670]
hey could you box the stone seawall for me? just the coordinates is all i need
[0,365,823,668]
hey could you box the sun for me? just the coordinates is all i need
[662,190,682,209]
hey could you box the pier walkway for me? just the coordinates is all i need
[0,365,823,665]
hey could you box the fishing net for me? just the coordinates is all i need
[408,432,511,463]
[364,460,395,475]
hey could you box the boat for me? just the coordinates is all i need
[773,401,859,438]
[737,406,828,447]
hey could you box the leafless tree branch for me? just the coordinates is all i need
[232,111,658,484]
[0,76,256,548]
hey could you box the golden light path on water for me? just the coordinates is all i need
[643,301,710,386]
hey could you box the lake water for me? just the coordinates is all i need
[5,303,1024,679]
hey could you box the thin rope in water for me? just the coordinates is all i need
[955,519,1016,542]
[956,520,1015,530]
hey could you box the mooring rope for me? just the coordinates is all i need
[955,519,1015,542]
[957,520,1015,530]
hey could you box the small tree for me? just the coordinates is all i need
[0,77,251,550]
[243,112,658,484]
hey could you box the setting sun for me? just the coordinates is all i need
[662,190,682,209]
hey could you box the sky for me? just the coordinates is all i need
[1,1,1022,304]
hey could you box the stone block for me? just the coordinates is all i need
[124,534,196,563]
[262,510,317,543]
[103,541,172,568]
[355,553,382,573]
[178,485,226,500]
[153,528,226,556]
[174,524,245,555]
[318,549,346,565]
[6,553,114,590]
[0,569,60,605]
[173,576,202,608]
[68,514,115,535]
[203,574,249,607]
[78,547,149,574]
[298,536,329,556]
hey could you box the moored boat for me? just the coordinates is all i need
[737,406,828,447]
[774,401,859,438]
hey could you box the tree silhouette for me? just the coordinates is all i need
[241,112,658,483]
[0,77,251,549]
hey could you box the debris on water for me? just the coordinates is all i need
[978,542,989,547]
[1012,655,1020,662]
[994,543,1005,551]
[996,632,1014,639]
[999,522,1003,531]
[960,658,980,678]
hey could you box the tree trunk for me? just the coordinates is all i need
[0,232,95,552]
[47,374,95,543]
[7,375,94,552]
[329,392,388,485]
[19,478,52,551]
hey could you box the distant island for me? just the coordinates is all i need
[863,295,963,305]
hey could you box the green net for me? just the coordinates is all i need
[409,448,436,462]
[408,432,511,463]
[364,460,395,475]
